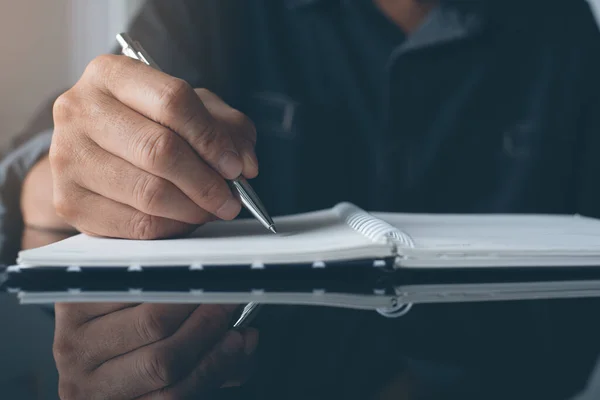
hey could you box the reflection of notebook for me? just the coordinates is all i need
[5,202,600,317]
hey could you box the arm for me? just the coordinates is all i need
[1,0,238,263]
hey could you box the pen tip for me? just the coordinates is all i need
[269,226,277,234]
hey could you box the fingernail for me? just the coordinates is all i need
[216,198,241,220]
[221,331,244,356]
[243,329,259,355]
[218,151,243,179]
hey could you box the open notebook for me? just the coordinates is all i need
[5,202,600,316]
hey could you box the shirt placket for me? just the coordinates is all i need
[373,6,484,210]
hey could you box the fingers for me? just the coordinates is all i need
[76,304,199,368]
[54,303,138,328]
[54,183,193,240]
[54,303,252,400]
[220,327,260,387]
[89,304,239,398]
[56,93,241,221]
[70,140,210,225]
[53,54,259,235]
[138,328,259,400]
[83,55,255,181]
[53,303,140,380]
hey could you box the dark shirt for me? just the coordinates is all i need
[233,3,600,397]
[2,1,600,399]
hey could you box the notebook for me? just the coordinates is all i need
[5,202,600,317]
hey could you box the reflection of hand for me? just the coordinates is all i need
[54,303,259,399]
[49,54,258,239]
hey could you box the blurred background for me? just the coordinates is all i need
[2,0,600,153]
[0,2,142,398]
[0,0,143,152]
[1,0,600,399]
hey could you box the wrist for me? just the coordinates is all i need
[20,154,74,232]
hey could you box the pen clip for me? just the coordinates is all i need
[116,33,162,71]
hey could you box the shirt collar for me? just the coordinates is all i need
[285,0,488,52]
[285,0,486,10]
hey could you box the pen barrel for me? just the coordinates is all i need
[229,178,275,229]
[232,302,262,328]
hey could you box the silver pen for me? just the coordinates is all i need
[117,33,266,327]
[232,302,262,328]
[116,33,277,234]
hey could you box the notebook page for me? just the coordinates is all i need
[18,207,392,267]
[374,212,600,267]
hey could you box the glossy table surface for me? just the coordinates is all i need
[17,227,600,400]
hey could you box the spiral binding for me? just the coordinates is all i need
[376,301,413,318]
[334,202,415,248]
[334,203,416,318]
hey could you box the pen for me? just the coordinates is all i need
[116,33,277,234]
[116,33,266,328]
[232,302,262,328]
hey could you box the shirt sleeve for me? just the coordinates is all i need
[569,4,600,400]
[0,0,232,264]
[575,2,600,219]
[574,84,600,220]
[0,131,53,264]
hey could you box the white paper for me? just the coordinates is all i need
[18,206,391,267]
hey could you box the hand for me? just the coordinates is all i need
[49,54,258,239]
[21,155,75,232]
[53,303,259,399]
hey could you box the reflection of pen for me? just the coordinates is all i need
[116,33,277,234]
[233,302,262,328]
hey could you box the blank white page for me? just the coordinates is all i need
[18,206,392,267]
[374,212,600,267]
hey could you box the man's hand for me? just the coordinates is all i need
[53,303,259,399]
[21,154,75,232]
[48,54,258,239]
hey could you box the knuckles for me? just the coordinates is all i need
[58,379,86,400]
[53,54,124,127]
[138,347,181,388]
[48,139,69,173]
[52,91,82,126]
[52,305,243,400]
[53,188,78,222]
[157,78,194,121]
[195,178,223,206]
[53,334,79,367]
[134,306,181,344]
[134,175,170,215]
[135,128,181,173]
[190,123,224,161]
[82,54,121,85]
[128,212,163,240]
[84,54,114,77]
[53,336,93,400]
